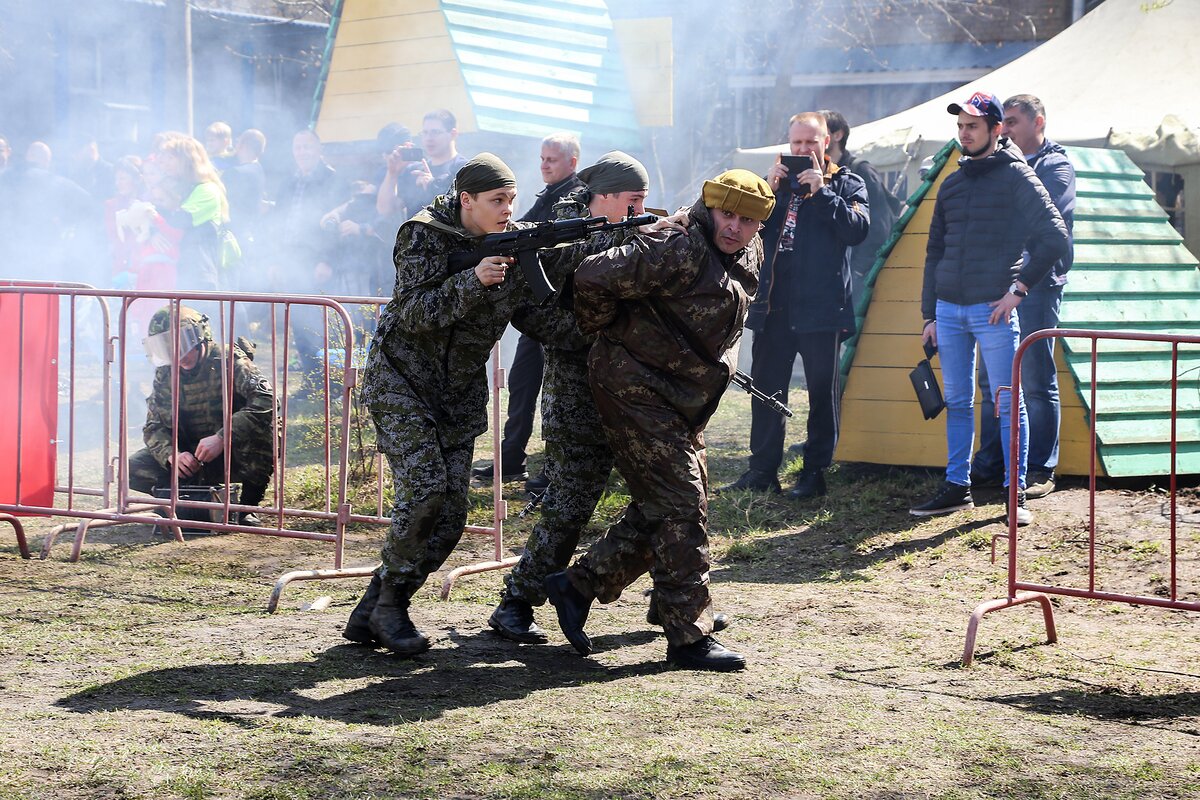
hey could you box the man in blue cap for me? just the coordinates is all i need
[910,92,1068,527]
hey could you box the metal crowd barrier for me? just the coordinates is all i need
[963,328,1200,665]
[0,285,519,609]
[267,294,517,609]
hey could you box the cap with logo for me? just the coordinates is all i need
[947,91,1004,125]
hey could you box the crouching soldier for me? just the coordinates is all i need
[128,305,276,526]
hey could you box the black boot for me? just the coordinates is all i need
[788,468,827,500]
[646,596,729,633]
[238,482,268,527]
[368,582,430,657]
[544,571,594,655]
[488,591,548,644]
[666,636,747,672]
[343,574,380,644]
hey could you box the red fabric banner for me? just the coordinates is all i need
[0,293,59,514]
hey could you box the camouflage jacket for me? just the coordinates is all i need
[576,196,763,430]
[143,342,276,467]
[510,193,634,443]
[359,195,544,448]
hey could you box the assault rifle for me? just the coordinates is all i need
[448,210,657,304]
[731,371,793,417]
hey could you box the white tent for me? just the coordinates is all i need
[733,0,1200,253]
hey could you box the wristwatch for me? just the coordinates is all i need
[1008,282,1028,298]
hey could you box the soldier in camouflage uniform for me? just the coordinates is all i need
[544,169,775,672]
[340,154,549,657]
[489,152,654,643]
[343,153,685,656]
[128,305,276,525]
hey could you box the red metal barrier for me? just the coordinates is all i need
[963,328,1200,665]
[0,286,522,609]
[267,294,517,608]
[0,287,357,584]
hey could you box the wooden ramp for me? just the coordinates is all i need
[836,142,1200,478]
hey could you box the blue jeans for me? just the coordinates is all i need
[936,299,1028,489]
[976,283,1063,476]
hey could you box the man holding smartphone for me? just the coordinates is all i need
[724,112,869,499]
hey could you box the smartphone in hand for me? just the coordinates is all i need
[780,154,817,192]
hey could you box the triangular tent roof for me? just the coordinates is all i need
[734,0,1200,174]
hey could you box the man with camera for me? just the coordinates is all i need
[376,109,469,223]
[724,112,870,499]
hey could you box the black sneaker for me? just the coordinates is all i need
[666,636,747,672]
[718,468,781,494]
[787,469,826,500]
[525,473,550,494]
[1024,472,1055,500]
[1005,489,1034,527]
[470,462,530,483]
[909,481,974,517]
[488,592,548,644]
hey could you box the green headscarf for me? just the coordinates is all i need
[453,152,517,195]
[577,151,649,194]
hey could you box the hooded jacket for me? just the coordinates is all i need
[746,161,869,337]
[575,197,763,431]
[922,137,1069,320]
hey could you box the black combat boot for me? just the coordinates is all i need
[342,574,381,644]
[488,591,548,644]
[788,468,827,500]
[666,636,747,672]
[544,571,594,655]
[238,482,268,527]
[646,595,729,632]
[368,582,430,657]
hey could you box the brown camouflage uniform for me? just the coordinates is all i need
[563,197,764,648]
[127,341,276,505]
[360,194,545,600]
[503,195,627,605]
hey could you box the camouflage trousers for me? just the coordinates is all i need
[372,409,473,601]
[127,447,271,506]
[566,388,714,648]
[504,437,613,605]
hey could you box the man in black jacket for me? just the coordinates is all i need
[910,92,1068,526]
[724,112,869,498]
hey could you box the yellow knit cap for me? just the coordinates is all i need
[702,169,775,221]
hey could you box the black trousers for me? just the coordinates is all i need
[500,333,545,466]
[747,325,842,474]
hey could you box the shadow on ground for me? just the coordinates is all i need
[56,628,666,727]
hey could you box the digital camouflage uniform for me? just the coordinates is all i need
[359,194,546,601]
[128,326,276,506]
[503,195,627,605]
[563,197,763,649]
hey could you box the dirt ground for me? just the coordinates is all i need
[2,414,1200,798]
